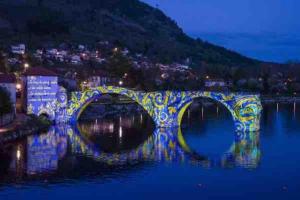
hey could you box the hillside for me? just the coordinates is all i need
[0,0,261,70]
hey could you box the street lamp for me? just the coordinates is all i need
[24,63,29,69]
[16,83,22,90]
[119,80,123,86]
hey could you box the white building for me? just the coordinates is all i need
[46,49,58,56]
[71,55,81,65]
[85,70,116,88]
[22,67,59,120]
[205,78,233,91]
[11,44,25,55]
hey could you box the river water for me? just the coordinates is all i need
[0,103,300,199]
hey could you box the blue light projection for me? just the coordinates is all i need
[24,125,260,171]
[26,127,68,174]
[58,86,262,132]
[26,76,59,120]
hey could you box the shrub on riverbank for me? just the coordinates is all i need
[0,86,13,125]
[25,114,52,131]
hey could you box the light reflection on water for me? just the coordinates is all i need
[0,109,259,181]
[0,103,299,199]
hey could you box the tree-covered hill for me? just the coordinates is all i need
[0,0,259,69]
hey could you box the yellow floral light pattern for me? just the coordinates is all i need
[65,125,261,168]
[58,86,262,132]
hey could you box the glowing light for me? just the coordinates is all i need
[140,114,143,124]
[294,102,296,117]
[119,80,123,86]
[16,83,22,90]
[16,149,21,160]
[24,63,30,69]
[119,126,123,138]
[109,124,114,133]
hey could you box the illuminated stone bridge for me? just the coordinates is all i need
[54,86,262,132]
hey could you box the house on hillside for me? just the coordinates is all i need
[11,44,25,55]
[85,70,117,88]
[70,55,81,65]
[204,78,232,91]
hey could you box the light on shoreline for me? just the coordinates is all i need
[16,148,21,160]
[119,126,123,138]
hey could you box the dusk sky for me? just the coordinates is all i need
[142,0,300,35]
[143,0,300,62]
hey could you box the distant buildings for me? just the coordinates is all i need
[11,44,25,55]
[84,70,117,88]
[70,55,81,65]
[205,78,232,91]
[21,67,59,120]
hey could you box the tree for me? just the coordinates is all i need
[0,87,13,124]
[105,50,133,78]
[0,52,9,73]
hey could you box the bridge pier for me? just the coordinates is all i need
[233,114,261,132]
[151,101,193,128]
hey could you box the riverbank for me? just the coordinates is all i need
[0,115,52,144]
[261,96,300,103]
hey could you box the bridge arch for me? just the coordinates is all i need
[66,86,155,123]
[177,91,262,132]
[177,96,234,127]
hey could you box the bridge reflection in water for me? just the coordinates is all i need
[2,122,260,179]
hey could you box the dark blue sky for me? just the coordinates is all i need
[142,0,300,62]
[142,0,300,35]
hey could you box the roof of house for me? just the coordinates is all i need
[91,69,114,77]
[0,74,16,83]
[23,67,57,76]
[205,78,226,82]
